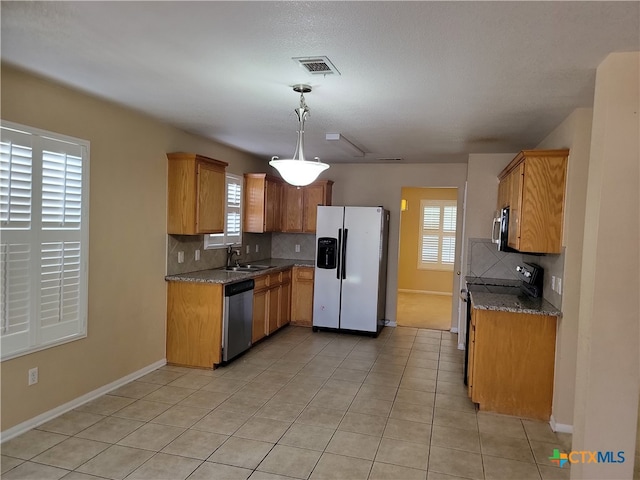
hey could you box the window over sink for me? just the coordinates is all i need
[205,173,242,249]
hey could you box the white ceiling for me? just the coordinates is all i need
[2,1,639,164]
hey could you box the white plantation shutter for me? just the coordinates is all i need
[0,243,32,353]
[418,200,457,271]
[422,206,440,230]
[225,178,242,243]
[205,173,243,248]
[41,142,83,230]
[0,122,89,360]
[420,235,439,263]
[441,205,457,266]
[1,128,33,230]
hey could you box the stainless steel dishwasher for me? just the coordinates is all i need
[222,279,254,363]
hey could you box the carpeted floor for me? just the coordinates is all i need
[396,292,452,330]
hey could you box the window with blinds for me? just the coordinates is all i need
[205,173,243,249]
[1,121,89,361]
[418,199,457,271]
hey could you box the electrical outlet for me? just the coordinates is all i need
[195,249,200,261]
[295,244,300,253]
[28,367,38,386]
[177,251,184,264]
[557,278,562,295]
[255,245,259,253]
[551,276,556,291]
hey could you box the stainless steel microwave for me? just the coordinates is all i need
[491,207,511,251]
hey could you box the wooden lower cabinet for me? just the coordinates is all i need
[291,266,314,327]
[268,280,280,334]
[467,306,557,420]
[166,281,223,368]
[279,270,292,328]
[252,269,292,342]
[167,268,294,368]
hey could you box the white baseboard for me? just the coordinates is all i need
[550,415,573,434]
[385,321,397,327]
[1,358,167,443]
[450,327,458,333]
[398,289,453,296]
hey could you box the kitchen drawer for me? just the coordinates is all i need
[269,272,282,285]
[295,267,314,280]
[254,274,269,291]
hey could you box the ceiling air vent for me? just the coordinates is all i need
[293,56,341,76]
[377,157,404,162]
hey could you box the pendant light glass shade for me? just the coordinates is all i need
[270,85,329,187]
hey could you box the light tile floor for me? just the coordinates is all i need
[1,326,573,480]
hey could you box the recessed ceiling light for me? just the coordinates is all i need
[293,56,341,76]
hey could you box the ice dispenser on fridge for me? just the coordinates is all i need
[316,237,337,269]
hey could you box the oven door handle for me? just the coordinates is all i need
[491,216,501,244]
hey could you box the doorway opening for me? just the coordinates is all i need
[396,187,458,330]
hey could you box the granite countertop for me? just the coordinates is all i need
[165,258,315,284]
[465,276,562,317]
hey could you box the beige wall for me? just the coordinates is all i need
[571,52,639,479]
[535,108,593,428]
[463,153,515,247]
[0,65,266,431]
[327,163,468,329]
[398,187,457,293]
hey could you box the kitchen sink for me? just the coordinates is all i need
[222,265,271,272]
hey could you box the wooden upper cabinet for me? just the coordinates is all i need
[265,179,283,231]
[281,185,304,232]
[303,182,333,233]
[497,150,568,254]
[497,172,511,210]
[167,153,228,235]
[244,173,283,233]
[281,180,333,233]
[507,163,524,250]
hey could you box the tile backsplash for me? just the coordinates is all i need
[466,238,564,310]
[467,238,523,280]
[523,249,564,310]
[271,233,316,260]
[167,233,272,275]
[166,232,316,275]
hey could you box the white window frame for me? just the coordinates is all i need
[418,199,457,272]
[1,121,90,361]
[204,172,242,249]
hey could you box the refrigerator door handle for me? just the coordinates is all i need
[341,228,348,279]
[336,229,342,279]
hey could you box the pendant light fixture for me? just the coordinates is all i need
[270,84,329,187]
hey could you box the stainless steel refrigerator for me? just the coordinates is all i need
[313,206,390,335]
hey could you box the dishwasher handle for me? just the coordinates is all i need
[224,279,255,296]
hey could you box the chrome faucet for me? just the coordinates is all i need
[226,246,241,267]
